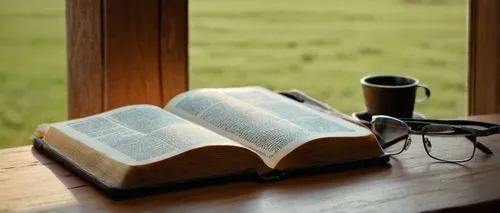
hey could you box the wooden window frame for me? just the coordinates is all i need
[66,0,499,119]
[66,0,188,119]
[468,0,500,115]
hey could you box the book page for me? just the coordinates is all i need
[51,105,243,165]
[166,87,371,168]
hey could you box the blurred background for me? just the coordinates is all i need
[0,0,467,148]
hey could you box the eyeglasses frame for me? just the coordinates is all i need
[371,115,498,162]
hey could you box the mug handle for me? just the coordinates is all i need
[415,84,431,103]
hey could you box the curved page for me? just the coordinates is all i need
[166,87,373,168]
[51,105,244,165]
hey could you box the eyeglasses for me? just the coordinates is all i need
[371,115,500,162]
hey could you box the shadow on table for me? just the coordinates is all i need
[30,147,392,212]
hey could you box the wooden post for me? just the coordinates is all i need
[66,0,188,119]
[468,0,500,115]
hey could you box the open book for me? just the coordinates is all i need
[33,87,388,198]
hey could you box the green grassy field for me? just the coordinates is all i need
[0,0,467,148]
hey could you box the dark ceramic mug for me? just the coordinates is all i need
[361,75,430,118]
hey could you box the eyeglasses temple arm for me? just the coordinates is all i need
[475,139,493,155]
[458,126,495,154]
[476,141,493,155]
[462,134,493,155]
[485,126,500,136]
[376,134,408,149]
[472,126,497,154]
[401,118,498,130]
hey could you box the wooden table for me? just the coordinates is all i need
[1,115,500,212]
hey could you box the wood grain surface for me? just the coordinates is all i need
[104,0,163,109]
[1,115,499,212]
[66,0,189,119]
[66,0,104,119]
[468,0,500,115]
[160,0,189,104]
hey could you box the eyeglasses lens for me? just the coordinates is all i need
[422,124,476,162]
[372,117,409,155]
